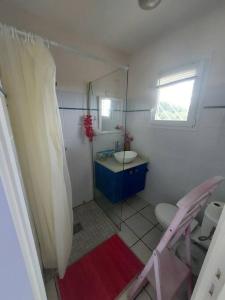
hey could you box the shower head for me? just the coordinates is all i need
[138,0,161,10]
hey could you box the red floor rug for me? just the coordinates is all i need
[57,234,144,300]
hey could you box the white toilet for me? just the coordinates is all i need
[155,201,224,244]
[155,203,178,229]
[155,201,224,275]
[155,203,199,233]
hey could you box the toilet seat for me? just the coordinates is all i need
[155,203,199,231]
[155,203,178,229]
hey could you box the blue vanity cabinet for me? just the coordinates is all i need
[95,161,148,203]
[122,164,148,198]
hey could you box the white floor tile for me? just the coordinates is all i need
[156,223,164,232]
[46,279,59,300]
[125,213,154,238]
[70,201,117,264]
[119,223,139,247]
[142,227,163,250]
[131,240,152,264]
[113,203,136,221]
[140,205,158,225]
[126,196,149,211]
[105,210,122,227]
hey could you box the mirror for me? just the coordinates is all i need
[98,97,124,133]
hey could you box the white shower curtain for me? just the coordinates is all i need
[0,26,73,278]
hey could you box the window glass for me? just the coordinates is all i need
[153,66,200,125]
[155,79,195,121]
[101,98,111,117]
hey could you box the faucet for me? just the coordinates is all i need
[114,140,120,152]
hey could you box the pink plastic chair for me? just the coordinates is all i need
[128,176,224,300]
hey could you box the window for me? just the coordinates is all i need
[152,65,200,126]
[101,98,111,117]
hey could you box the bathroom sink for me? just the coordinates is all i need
[114,151,137,164]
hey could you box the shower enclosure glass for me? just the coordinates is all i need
[90,68,128,229]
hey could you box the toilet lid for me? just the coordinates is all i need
[155,203,178,228]
[155,203,199,231]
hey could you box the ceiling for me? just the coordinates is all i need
[0,0,222,54]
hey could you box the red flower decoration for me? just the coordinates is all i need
[83,115,95,142]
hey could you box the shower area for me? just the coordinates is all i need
[56,62,149,272]
[58,64,149,234]
[91,68,128,229]
[90,69,148,230]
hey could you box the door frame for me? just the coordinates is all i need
[0,92,47,300]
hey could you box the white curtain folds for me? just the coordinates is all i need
[0,26,73,278]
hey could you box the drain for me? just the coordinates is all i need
[73,222,83,235]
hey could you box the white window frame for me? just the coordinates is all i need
[151,62,203,128]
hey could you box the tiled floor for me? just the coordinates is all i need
[116,196,163,300]
[45,201,117,284]
[70,201,116,264]
[46,197,164,300]
[118,196,163,254]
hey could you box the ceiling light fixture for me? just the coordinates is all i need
[138,0,161,10]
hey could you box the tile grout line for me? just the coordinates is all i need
[108,202,154,229]
[95,198,162,252]
[139,210,158,224]
[118,202,156,223]
[123,212,159,237]
[116,203,148,220]
[97,197,156,225]
[123,220,156,252]
[123,215,164,253]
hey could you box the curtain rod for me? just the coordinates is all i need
[0,23,129,71]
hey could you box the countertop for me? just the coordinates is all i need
[95,156,148,173]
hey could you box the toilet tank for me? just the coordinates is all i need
[201,201,225,237]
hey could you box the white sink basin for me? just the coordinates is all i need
[114,151,137,164]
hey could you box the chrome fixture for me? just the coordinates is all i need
[138,0,161,10]
[114,140,121,152]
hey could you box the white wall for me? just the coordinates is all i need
[57,89,93,207]
[0,1,129,92]
[0,178,35,300]
[127,5,225,206]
